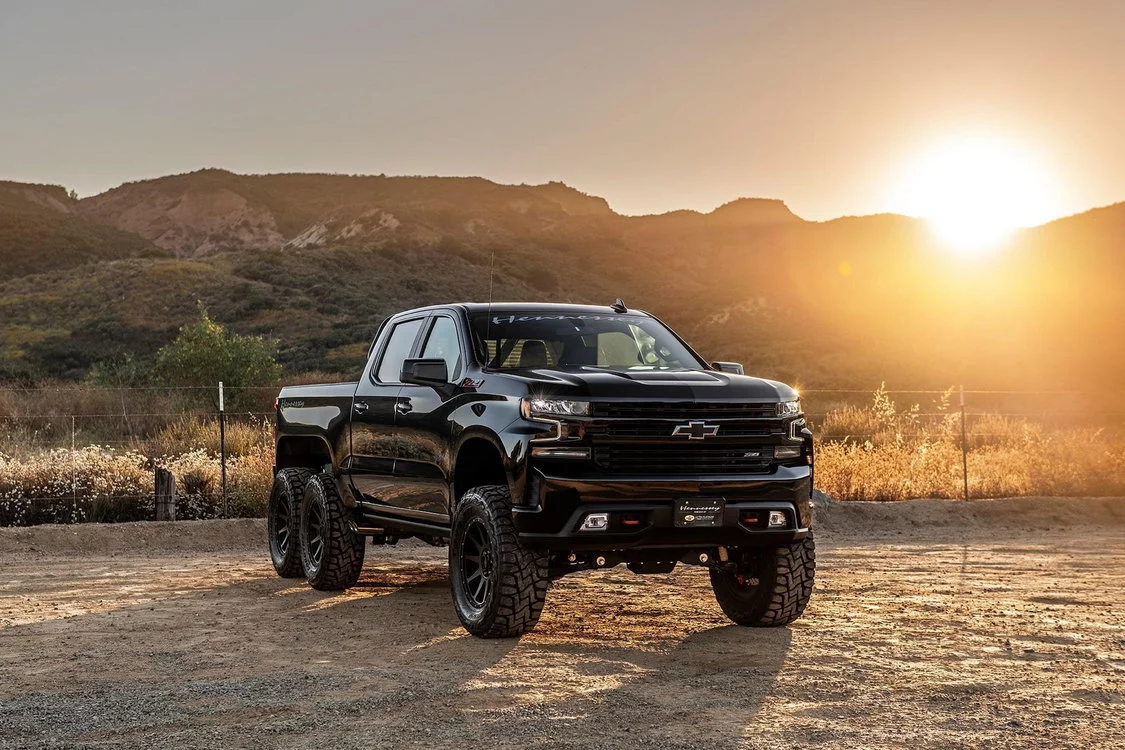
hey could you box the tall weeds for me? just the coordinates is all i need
[0,382,1121,525]
[0,445,274,526]
[812,384,1125,500]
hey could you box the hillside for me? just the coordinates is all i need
[77,170,618,256]
[0,181,160,279]
[0,169,1122,390]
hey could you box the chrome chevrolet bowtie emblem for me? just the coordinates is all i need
[672,421,720,440]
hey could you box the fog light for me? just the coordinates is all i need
[580,513,609,531]
[768,511,787,528]
[774,445,802,459]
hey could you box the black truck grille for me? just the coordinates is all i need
[591,401,778,420]
[576,401,793,476]
[593,445,774,476]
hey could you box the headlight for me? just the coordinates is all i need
[521,398,590,420]
[777,400,801,417]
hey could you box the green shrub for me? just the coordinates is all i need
[154,304,281,408]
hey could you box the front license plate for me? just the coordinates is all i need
[675,498,725,528]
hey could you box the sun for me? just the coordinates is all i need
[888,136,1060,255]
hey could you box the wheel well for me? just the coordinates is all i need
[453,438,508,503]
[276,436,334,471]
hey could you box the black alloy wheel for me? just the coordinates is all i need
[305,496,326,570]
[457,518,495,611]
[272,493,293,557]
[267,468,311,578]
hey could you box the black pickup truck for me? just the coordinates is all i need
[268,302,815,638]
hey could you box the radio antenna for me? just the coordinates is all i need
[484,250,496,366]
[487,250,496,309]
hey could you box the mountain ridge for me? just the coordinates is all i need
[1,169,1122,390]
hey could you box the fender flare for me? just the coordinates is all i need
[449,426,526,504]
[275,434,337,471]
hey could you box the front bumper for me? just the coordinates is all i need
[512,464,813,551]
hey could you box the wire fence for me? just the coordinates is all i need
[0,382,280,526]
[1,383,1122,526]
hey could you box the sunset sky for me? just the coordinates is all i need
[1,0,1122,221]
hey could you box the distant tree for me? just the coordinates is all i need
[154,303,281,407]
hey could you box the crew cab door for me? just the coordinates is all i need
[391,313,466,518]
[348,315,426,509]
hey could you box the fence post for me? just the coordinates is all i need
[71,414,77,520]
[155,467,176,521]
[960,385,969,502]
[219,381,228,518]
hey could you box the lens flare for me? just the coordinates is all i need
[888,136,1061,255]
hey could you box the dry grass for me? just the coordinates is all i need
[0,408,274,527]
[147,416,273,458]
[812,384,1125,500]
[0,382,277,525]
[1,383,1122,524]
[0,381,275,459]
[0,446,273,526]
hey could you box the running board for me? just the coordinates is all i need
[352,512,449,537]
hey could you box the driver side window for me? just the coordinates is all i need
[420,316,463,380]
[375,318,424,383]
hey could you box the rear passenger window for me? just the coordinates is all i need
[375,318,424,383]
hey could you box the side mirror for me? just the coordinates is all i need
[401,358,449,387]
[711,361,745,375]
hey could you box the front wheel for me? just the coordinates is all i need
[449,485,549,638]
[710,534,816,626]
[299,473,365,591]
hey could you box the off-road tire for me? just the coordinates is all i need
[710,533,816,627]
[299,473,365,591]
[450,485,549,638]
[268,468,311,578]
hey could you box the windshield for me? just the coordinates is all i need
[470,312,704,371]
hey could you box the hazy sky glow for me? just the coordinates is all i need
[1,0,1122,219]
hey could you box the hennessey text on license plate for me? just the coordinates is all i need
[675,498,724,527]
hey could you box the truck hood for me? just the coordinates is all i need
[500,367,798,402]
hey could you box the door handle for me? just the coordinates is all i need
[395,400,413,415]
[353,401,369,414]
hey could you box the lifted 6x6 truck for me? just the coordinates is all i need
[268,302,815,637]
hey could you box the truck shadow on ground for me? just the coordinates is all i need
[0,560,793,749]
[448,623,793,749]
[0,563,513,746]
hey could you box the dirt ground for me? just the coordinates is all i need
[1,499,1123,749]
